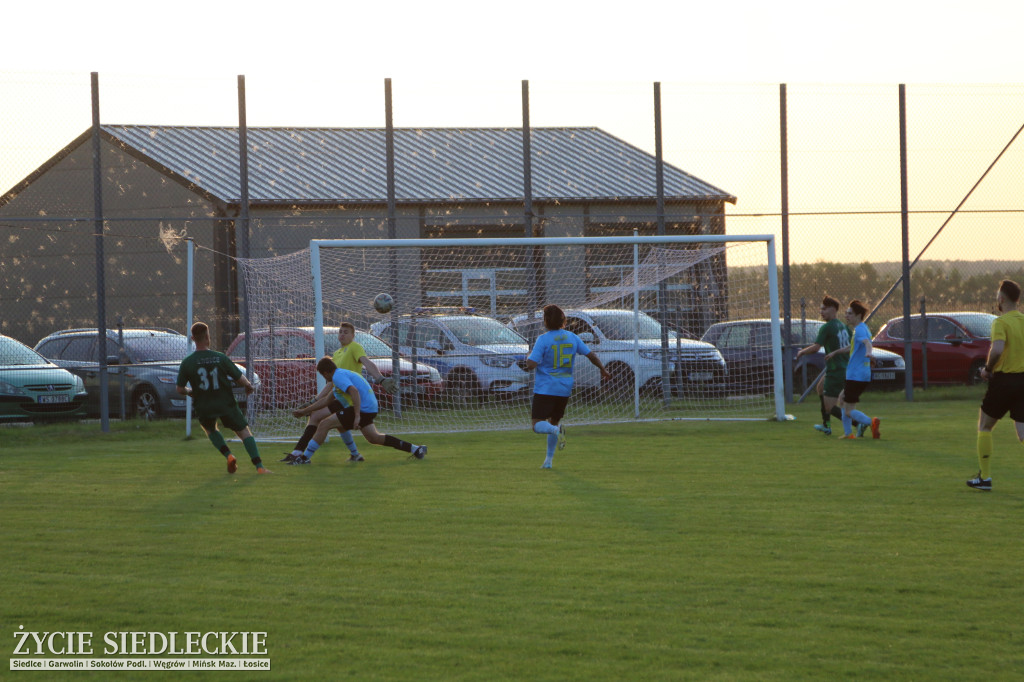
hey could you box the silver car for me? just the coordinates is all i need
[371,313,530,405]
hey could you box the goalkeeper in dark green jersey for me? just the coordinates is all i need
[176,321,271,474]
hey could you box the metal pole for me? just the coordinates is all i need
[117,316,126,420]
[237,75,254,395]
[522,79,540,312]
[800,298,807,391]
[632,230,640,418]
[385,78,401,417]
[91,72,109,433]
[920,297,929,390]
[779,83,792,403]
[654,82,671,406]
[185,238,194,437]
[899,84,914,401]
[522,79,533,240]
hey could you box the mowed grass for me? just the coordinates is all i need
[3,391,1024,681]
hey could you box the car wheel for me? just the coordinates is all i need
[968,359,986,386]
[604,362,635,398]
[133,385,161,421]
[641,376,664,397]
[445,370,479,408]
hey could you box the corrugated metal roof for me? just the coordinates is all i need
[101,125,736,205]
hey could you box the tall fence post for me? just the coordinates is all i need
[91,72,110,433]
[237,75,254,397]
[779,83,792,402]
[899,83,914,401]
[654,82,671,406]
[522,79,541,313]
[385,78,401,417]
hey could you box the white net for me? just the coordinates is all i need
[236,235,781,440]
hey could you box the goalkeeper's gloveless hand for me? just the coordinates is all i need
[380,377,398,394]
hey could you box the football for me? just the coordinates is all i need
[373,292,394,314]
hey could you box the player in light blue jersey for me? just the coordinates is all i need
[825,299,882,440]
[290,358,426,464]
[525,304,610,469]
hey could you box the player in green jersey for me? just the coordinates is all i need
[177,321,271,474]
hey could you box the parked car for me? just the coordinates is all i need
[701,319,906,394]
[226,327,443,408]
[35,328,256,420]
[872,312,996,385]
[508,308,728,396]
[370,312,531,405]
[0,334,88,422]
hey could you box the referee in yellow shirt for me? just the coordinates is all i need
[968,279,1024,491]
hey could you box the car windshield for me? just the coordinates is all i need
[949,313,996,339]
[124,334,190,362]
[0,337,49,366]
[590,312,677,341]
[442,318,527,346]
[355,331,393,357]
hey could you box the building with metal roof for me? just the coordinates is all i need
[0,125,735,346]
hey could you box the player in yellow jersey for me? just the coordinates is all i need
[967,280,1024,491]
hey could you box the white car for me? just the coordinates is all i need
[371,313,531,405]
[508,308,728,395]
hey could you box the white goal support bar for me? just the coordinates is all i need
[309,234,785,423]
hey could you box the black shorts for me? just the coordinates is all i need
[531,393,569,423]
[337,405,377,430]
[326,398,346,414]
[842,379,871,404]
[981,372,1024,422]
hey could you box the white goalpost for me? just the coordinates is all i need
[236,234,784,440]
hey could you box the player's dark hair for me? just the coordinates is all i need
[821,295,840,311]
[999,279,1021,303]
[190,321,210,343]
[543,304,566,330]
[848,300,868,318]
[316,356,337,379]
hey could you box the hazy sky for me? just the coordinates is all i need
[3,1,1023,264]
[5,1,1022,82]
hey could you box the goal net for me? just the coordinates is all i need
[236,234,783,440]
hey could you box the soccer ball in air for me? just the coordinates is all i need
[373,292,394,314]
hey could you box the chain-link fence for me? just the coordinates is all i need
[2,73,1023,426]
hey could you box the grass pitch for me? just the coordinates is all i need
[3,391,1024,680]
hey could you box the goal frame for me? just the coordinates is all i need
[309,234,786,422]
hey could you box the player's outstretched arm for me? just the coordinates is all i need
[796,342,821,358]
[293,384,335,418]
[825,345,850,361]
[586,351,612,381]
[360,355,385,383]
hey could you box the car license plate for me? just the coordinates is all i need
[37,394,69,404]
[874,371,895,380]
[688,371,715,381]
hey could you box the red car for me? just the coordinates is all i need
[227,327,443,408]
[871,312,996,385]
